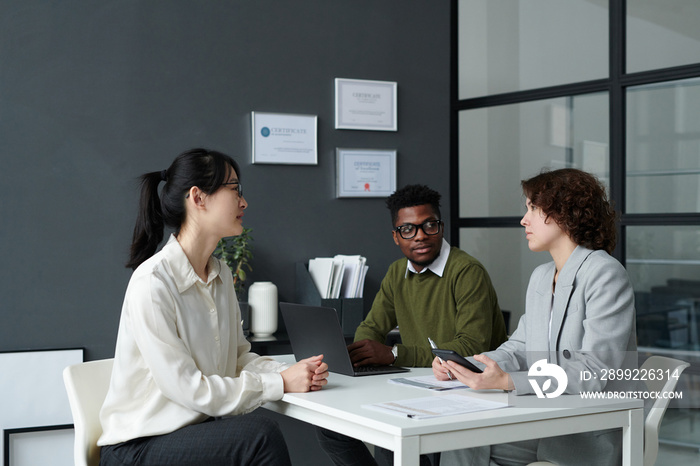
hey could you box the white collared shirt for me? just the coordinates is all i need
[98,235,286,446]
[405,238,451,278]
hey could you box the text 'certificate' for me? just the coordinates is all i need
[335,78,397,131]
[252,112,318,165]
[337,149,396,198]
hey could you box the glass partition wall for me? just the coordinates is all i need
[453,0,700,457]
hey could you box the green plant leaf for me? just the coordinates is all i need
[214,227,253,297]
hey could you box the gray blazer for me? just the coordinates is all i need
[473,246,637,466]
[484,246,637,395]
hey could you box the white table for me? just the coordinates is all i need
[263,356,644,466]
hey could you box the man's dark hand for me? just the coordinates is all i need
[347,339,394,366]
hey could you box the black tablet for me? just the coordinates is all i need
[431,349,483,373]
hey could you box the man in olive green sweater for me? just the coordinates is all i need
[348,184,507,369]
[317,184,507,466]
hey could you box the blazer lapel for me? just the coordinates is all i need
[549,246,595,357]
[531,263,556,357]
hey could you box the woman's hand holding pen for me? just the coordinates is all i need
[281,355,329,393]
[431,356,453,381]
[428,337,452,380]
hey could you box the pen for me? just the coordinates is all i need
[428,337,453,380]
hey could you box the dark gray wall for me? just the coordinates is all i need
[0,1,450,361]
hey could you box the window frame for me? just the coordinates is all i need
[450,0,700,265]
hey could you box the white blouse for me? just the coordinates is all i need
[98,235,287,446]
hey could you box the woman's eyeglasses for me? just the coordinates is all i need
[186,181,243,199]
[222,181,243,198]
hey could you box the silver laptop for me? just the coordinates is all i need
[280,302,410,377]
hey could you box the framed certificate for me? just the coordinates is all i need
[251,112,318,165]
[335,78,397,131]
[336,148,397,198]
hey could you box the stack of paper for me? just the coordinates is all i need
[334,255,367,299]
[307,255,368,299]
[362,393,508,419]
[308,258,334,299]
[389,376,468,391]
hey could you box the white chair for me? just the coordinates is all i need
[63,358,114,466]
[528,355,689,466]
[639,356,690,466]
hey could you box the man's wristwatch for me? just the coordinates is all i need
[391,344,399,364]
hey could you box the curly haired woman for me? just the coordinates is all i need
[435,168,639,466]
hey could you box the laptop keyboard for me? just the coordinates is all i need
[354,365,394,374]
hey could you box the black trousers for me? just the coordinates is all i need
[100,414,291,466]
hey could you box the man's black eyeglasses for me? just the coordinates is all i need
[394,220,442,240]
[222,181,243,197]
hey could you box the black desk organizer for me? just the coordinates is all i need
[295,262,364,337]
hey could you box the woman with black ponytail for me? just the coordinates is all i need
[98,148,328,466]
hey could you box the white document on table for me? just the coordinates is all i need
[363,393,508,419]
[389,375,468,391]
